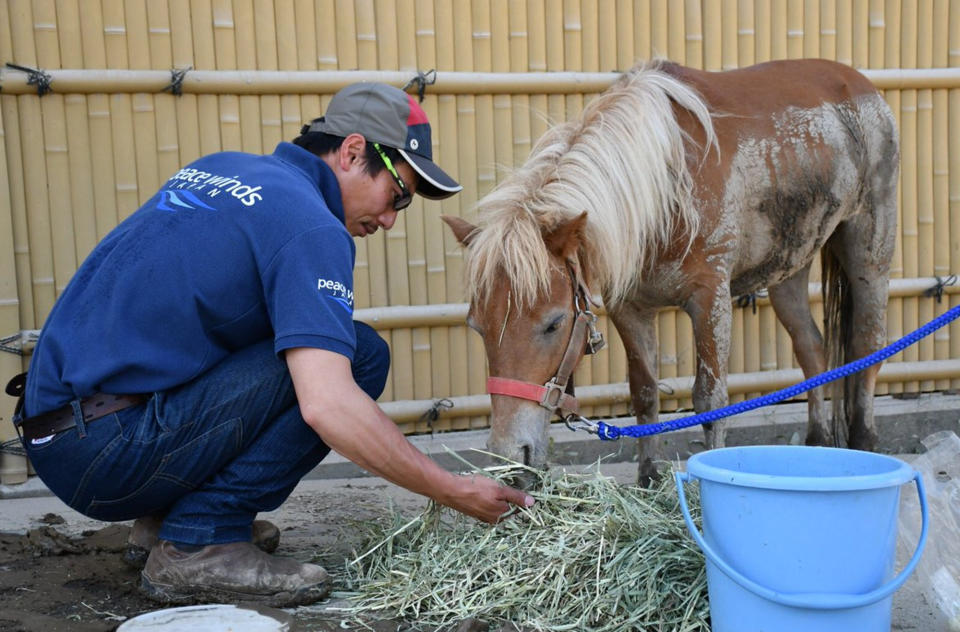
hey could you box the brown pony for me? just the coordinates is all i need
[443,59,898,482]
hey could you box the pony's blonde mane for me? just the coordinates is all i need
[464,60,717,310]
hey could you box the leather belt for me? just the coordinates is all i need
[18,392,148,441]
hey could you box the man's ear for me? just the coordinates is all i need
[338,133,367,171]
[441,215,479,246]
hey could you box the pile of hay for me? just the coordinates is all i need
[334,462,710,631]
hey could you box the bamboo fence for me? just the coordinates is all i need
[1,1,960,484]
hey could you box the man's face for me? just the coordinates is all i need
[339,146,419,238]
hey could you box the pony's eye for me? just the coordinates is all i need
[543,316,564,335]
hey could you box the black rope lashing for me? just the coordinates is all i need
[5,62,52,96]
[0,333,22,356]
[735,289,768,314]
[419,397,453,431]
[163,66,191,96]
[736,293,758,314]
[0,438,25,457]
[924,275,957,303]
[402,69,436,103]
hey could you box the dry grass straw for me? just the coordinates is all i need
[334,458,709,631]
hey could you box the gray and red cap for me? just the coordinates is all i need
[304,82,462,200]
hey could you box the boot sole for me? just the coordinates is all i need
[139,574,329,608]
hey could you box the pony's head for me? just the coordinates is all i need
[443,212,603,481]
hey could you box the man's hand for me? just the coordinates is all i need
[442,474,535,524]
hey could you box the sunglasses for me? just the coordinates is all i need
[373,143,413,211]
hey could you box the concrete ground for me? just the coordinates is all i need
[1,392,958,630]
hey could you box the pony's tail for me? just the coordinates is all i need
[821,246,852,447]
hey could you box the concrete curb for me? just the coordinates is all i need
[2,392,959,498]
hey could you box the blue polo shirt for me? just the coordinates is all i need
[25,142,357,417]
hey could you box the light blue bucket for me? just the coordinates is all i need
[674,446,928,632]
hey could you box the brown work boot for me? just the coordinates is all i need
[140,540,329,607]
[123,516,281,570]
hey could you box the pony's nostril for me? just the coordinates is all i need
[521,445,532,466]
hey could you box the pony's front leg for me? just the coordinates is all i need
[610,306,660,485]
[685,282,733,450]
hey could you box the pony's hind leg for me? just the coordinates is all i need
[767,264,832,446]
[826,216,894,451]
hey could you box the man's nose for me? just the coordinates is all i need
[378,209,399,230]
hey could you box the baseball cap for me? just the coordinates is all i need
[303,82,462,200]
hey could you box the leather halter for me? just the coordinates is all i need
[486,260,605,419]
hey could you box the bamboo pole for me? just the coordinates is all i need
[388,0,421,426]
[314,0,337,69]
[668,0,685,63]
[563,0,584,122]
[804,0,820,57]
[398,0,432,424]
[633,0,650,61]
[949,0,960,390]
[836,0,853,66]
[901,0,920,393]
[33,3,81,300]
[5,66,960,95]
[377,360,960,424]
[721,0,737,70]
[0,3,32,336]
[868,0,885,67]
[432,0,461,428]
[616,0,635,69]
[0,81,27,484]
[703,0,721,71]
[917,0,935,391]
[651,0,668,58]
[771,0,787,60]
[146,2,181,188]
[821,0,837,60]
[932,0,950,390]
[738,1,754,71]
[881,0,902,395]
[453,0,480,427]
[545,0,565,124]
[472,1,498,427]
[191,1,221,157]
[684,0,702,69]
[9,2,57,326]
[787,0,804,58]
[853,0,869,66]
[351,280,958,329]
[169,2,201,172]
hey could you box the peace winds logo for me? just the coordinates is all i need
[317,278,354,313]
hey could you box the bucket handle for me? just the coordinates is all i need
[674,470,929,610]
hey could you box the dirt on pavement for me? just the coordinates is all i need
[0,477,442,632]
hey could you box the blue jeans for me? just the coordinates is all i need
[24,322,389,546]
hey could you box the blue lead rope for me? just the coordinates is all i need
[594,302,960,440]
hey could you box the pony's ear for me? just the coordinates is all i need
[441,215,479,246]
[543,211,588,259]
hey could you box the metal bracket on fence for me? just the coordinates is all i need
[5,62,52,96]
[164,66,192,96]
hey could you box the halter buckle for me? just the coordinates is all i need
[539,378,566,411]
